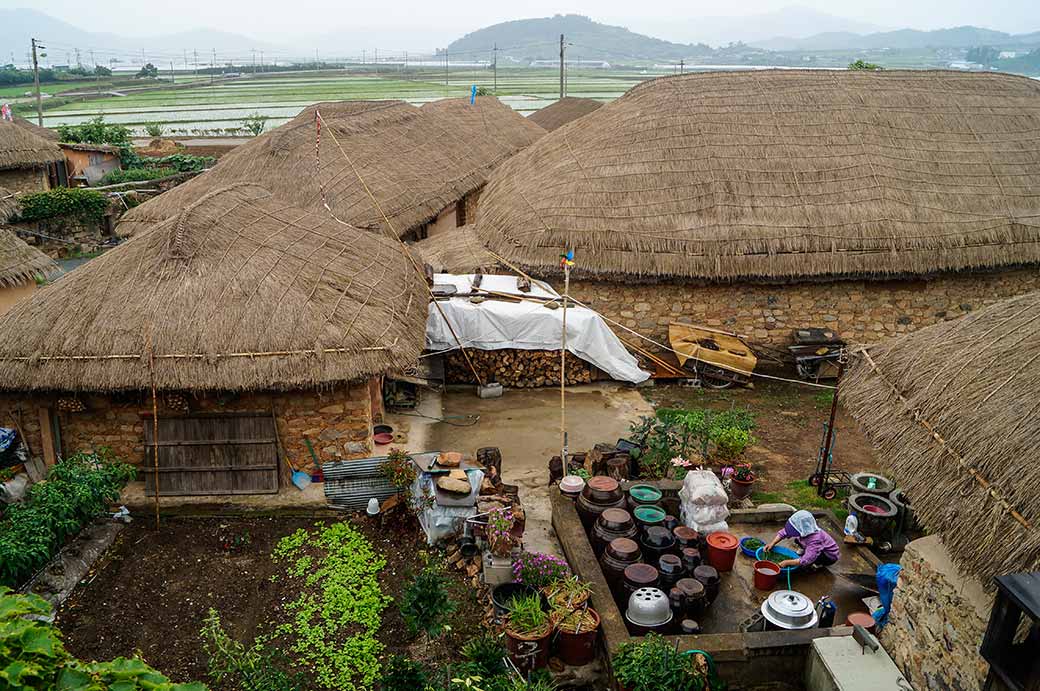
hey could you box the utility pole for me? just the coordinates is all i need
[374,47,378,74]
[680,59,685,74]
[193,49,199,78]
[444,49,448,87]
[75,47,81,68]
[559,34,565,99]
[362,49,365,65]
[30,38,44,126]
[211,48,216,82]
[493,43,498,94]
[260,50,264,73]
[170,60,175,83]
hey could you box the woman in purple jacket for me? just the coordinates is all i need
[763,510,840,570]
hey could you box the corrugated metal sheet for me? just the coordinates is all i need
[322,453,439,511]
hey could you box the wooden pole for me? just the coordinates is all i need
[817,357,845,497]
[560,257,570,464]
[148,337,161,530]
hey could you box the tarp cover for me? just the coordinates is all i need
[426,274,650,384]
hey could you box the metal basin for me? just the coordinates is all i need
[626,587,672,627]
[760,590,819,630]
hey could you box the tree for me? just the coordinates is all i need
[966,46,1000,66]
[94,65,112,76]
[848,59,882,71]
[137,62,159,78]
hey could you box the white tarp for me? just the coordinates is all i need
[426,274,650,384]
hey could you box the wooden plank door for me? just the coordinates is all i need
[141,412,278,496]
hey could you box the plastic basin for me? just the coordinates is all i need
[755,545,800,575]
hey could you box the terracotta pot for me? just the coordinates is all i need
[505,624,552,674]
[576,476,625,531]
[554,608,600,666]
[730,476,755,501]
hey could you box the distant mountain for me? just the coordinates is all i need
[1,8,276,67]
[447,14,715,63]
[636,6,887,47]
[755,25,1040,52]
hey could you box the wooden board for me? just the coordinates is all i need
[668,322,758,375]
[141,413,278,496]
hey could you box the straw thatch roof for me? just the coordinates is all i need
[13,116,60,142]
[412,225,499,273]
[528,97,603,132]
[0,187,18,224]
[0,184,428,392]
[0,227,55,287]
[117,97,544,239]
[476,70,1040,282]
[0,118,64,171]
[842,292,1040,585]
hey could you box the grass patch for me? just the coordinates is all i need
[752,479,848,523]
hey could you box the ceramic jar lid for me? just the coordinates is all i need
[761,590,819,630]
[676,577,705,598]
[583,476,621,503]
[642,526,675,549]
[559,475,586,494]
[633,505,666,525]
[659,554,683,575]
[693,565,719,585]
[628,484,663,504]
[598,508,633,531]
[674,526,700,545]
[623,563,660,586]
[607,537,640,560]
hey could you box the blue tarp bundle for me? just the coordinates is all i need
[873,563,903,630]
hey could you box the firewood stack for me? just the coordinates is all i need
[445,348,594,387]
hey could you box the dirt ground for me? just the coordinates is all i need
[55,515,486,689]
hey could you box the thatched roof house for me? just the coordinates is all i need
[0,118,65,193]
[527,97,603,132]
[0,227,54,288]
[117,97,543,240]
[478,70,1040,282]
[412,224,498,274]
[842,292,1040,584]
[0,183,426,392]
[471,70,1040,349]
[13,116,60,142]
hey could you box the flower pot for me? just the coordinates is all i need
[730,476,754,501]
[491,582,537,616]
[505,624,552,674]
[554,608,600,666]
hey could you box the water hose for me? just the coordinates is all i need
[681,648,718,682]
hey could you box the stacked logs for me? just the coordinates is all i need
[445,348,593,388]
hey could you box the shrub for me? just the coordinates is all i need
[0,587,206,690]
[0,450,134,587]
[57,116,132,148]
[100,167,176,184]
[200,609,302,691]
[242,112,268,136]
[511,551,568,588]
[142,153,215,173]
[399,564,456,640]
[612,633,715,691]
[144,122,167,138]
[17,187,109,223]
[461,633,507,677]
[379,655,428,691]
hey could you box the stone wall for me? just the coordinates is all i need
[0,379,379,470]
[882,535,993,691]
[12,212,116,258]
[0,166,50,194]
[560,269,1040,350]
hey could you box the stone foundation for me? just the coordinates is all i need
[882,535,993,691]
[559,269,1040,350]
[0,379,381,470]
[0,166,51,194]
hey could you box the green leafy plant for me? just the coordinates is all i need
[144,122,167,138]
[200,609,302,691]
[714,428,756,464]
[379,447,425,515]
[543,576,591,610]
[460,633,507,678]
[17,188,109,223]
[848,59,882,70]
[505,594,549,637]
[378,655,428,691]
[0,450,134,587]
[56,115,139,166]
[242,112,269,136]
[612,633,712,691]
[100,167,176,184]
[399,564,456,641]
[269,522,390,689]
[0,586,207,691]
[142,153,215,173]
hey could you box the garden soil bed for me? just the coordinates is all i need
[56,514,486,689]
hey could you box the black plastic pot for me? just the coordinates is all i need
[491,583,539,617]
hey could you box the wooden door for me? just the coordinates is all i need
[141,413,278,496]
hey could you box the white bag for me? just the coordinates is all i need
[679,470,729,506]
[689,504,730,526]
[695,520,730,535]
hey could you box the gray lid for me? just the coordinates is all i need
[760,590,819,630]
[625,587,672,627]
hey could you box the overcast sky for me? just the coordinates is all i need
[9,0,1040,46]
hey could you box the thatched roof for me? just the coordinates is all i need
[842,292,1040,586]
[476,70,1040,282]
[117,97,544,239]
[13,116,60,142]
[0,187,18,224]
[0,118,64,171]
[528,97,603,132]
[59,142,121,154]
[0,227,55,287]
[412,225,499,273]
[0,184,428,392]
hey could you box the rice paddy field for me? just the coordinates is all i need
[36,67,659,135]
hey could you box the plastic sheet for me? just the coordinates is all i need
[679,470,731,534]
[413,468,485,545]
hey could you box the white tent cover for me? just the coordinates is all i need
[425,274,650,384]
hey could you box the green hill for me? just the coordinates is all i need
[446,14,716,64]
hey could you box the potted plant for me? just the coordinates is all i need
[729,462,756,501]
[543,575,592,610]
[485,506,516,557]
[612,633,715,691]
[552,606,600,667]
[512,551,569,589]
[503,593,552,674]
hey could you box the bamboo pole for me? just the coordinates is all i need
[560,257,570,464]
[147,336,161,531]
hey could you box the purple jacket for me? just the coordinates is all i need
[775,524,840,566]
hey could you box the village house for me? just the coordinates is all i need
[0,118,66,193]
[59,142,122,186]
[0,183,427,495]
[116,97,543,242]
[473,70,1040,350]
[0,192,56,312]
[527,96,603,131]
[842,290,1040,691]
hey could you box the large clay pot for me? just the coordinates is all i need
[601,537,642,598]
[505,624,552,675]
[554,608,600,666]
[640,526,677,563]
[576,476,625,531]
[730,477,755,501]
[658,554,686,591]
[693,565,720,605]
[622,563,660,601]
[591,508,638,557]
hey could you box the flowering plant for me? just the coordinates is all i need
[733,463,755,482]
[485,506,515,557]
[512,551,569,588]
